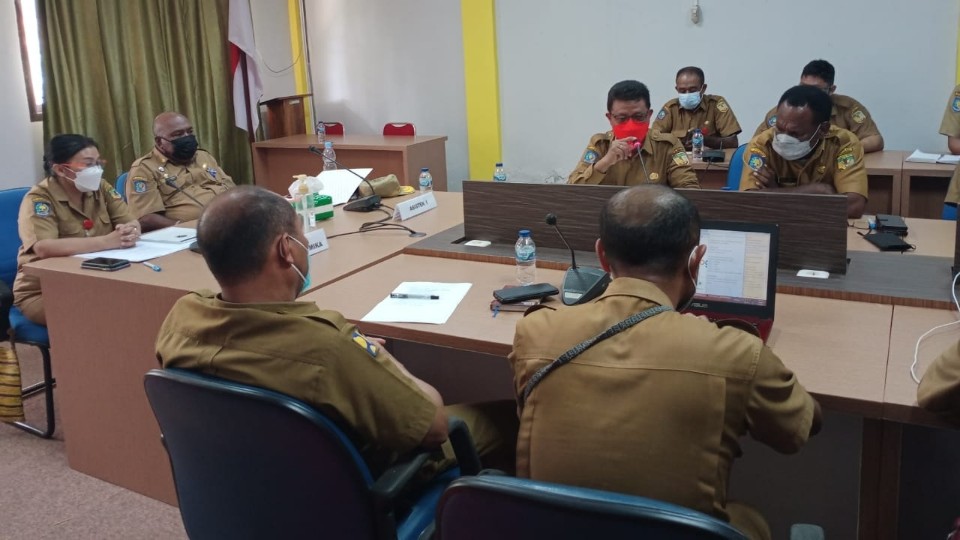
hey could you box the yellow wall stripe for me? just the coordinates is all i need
[461,0,501,181]
[288,0,311,132]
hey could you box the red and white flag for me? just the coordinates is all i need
[228,0,263,133]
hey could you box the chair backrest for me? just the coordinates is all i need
[323,121,345,136]
[943,203,957,221]
[435,476,747,540]
[0,187,29,288]
[725,144,747,190]
[115,172,128,202]
[383,122,416,136]
[143,368,381,540]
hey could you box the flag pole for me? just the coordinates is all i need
[240,56,255,143]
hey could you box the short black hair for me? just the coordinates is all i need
[675,66,705,86]
[801,59,835,85]
[599,185,700,274]
[197,186,298,286]
[607,80,651,111]
[43,134,98,176]
[778,85,833,125]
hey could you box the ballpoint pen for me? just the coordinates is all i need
[141,261,162,272]
[390,293,439,300]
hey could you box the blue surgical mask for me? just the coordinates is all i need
[286,235,311,296]
[678,90,702,110]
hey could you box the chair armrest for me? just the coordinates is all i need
[447,416,482,476]
[371,451,432,501]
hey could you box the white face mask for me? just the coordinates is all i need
[772,126,821,161]
[71,165,104,193]
[678,90,702,110]
[678,245,701,311]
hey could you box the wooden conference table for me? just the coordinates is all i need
[22,191,463,505]
[251,134,449,195]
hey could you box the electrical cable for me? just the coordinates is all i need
[910,270,960,383]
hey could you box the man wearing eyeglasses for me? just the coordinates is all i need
[567,80,699,188]
[739,85,868,219]
[126,111,235,232]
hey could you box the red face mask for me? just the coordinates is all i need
[612,119,650,149]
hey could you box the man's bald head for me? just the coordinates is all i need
[599,185,700,275]
[153,112,191,137]
[197,186,298,286]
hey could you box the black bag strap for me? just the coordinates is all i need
[519,305,672,410]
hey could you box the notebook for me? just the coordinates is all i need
[683,220,780,342]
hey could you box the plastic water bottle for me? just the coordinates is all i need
[419,167,433,193]
[315,121,326,145]
[493,162,507,183]
[515,229,536,285]
[322,141,337,171]
[691,128,704,162]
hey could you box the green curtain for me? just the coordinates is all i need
[37,0,253,185]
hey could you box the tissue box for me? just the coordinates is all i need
[291,193,334,221]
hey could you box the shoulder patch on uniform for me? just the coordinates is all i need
[108,187,122,200]
[583,147,599,164]
[656,109,667,120]
[351,330,378,358]
[207,167,217,178]
[716,100,729,113]
[672,150,690,166]
[33,200,51,217]
[852,110,866,124]
[747,148,766,171]
[837,151,856,170]
[952,96,960,113]
[767,115,777,127]
[133,179,148,193]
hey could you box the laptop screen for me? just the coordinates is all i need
[688,220,779,318]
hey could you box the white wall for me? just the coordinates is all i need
[0,2,44,190]
[497,0,959,182]
[303,0,469,190]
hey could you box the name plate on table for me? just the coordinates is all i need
[305,228,329,255]
[394,192,437,221]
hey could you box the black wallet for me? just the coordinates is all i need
[863,232,915,252]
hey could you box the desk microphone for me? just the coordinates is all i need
[163,177,205,253]
[545,213,610,305]
[307,145,381,212]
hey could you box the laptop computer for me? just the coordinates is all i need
[683,220,780,342]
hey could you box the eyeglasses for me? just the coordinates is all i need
[610,113,650,124]
[64,160,106,169]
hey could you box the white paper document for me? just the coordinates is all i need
[73,241,192,262]
[140,226,197,244]
[362,282,472,325]
[905,149,960,164]
[316,168,373,205]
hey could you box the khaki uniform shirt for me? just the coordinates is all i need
[754,94,881,142]
[567,130,700,188]
[508,278,815,538]
[918,340,960,422]
[738,125,869,198]
[126,148,234,221]
[938,85,960,204]
[156,291,437,474]
[652,94,742,141]
[13,177,133,310]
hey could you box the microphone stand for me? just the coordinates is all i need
[307,146,381,212]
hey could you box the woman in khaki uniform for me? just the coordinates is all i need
[13,134,141,325]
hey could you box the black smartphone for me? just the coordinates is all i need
[81,257,131,271]
[493,283,559,304]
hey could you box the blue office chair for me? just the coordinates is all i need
[144,368,479,540]
[0,187,55,438]
[943,203,957,221]
[723,144,747,191]
[115,172,128,202]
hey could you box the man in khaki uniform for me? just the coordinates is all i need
[126,111,235,231]
[568,80,699,188]
[653,66,741,150]
[156,186,515,475]
[754,59,884,153]
[740,85,868,219]
[918,340,960,423]
[938,85,960,205]
[508,184,821,540]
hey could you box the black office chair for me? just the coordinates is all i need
[144,368,480,540]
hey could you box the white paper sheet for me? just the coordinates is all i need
[906,149,952,164]
[140,226,197,244]
[73,241,192,262]
[316,168,373,205]
[361,282,472,325]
